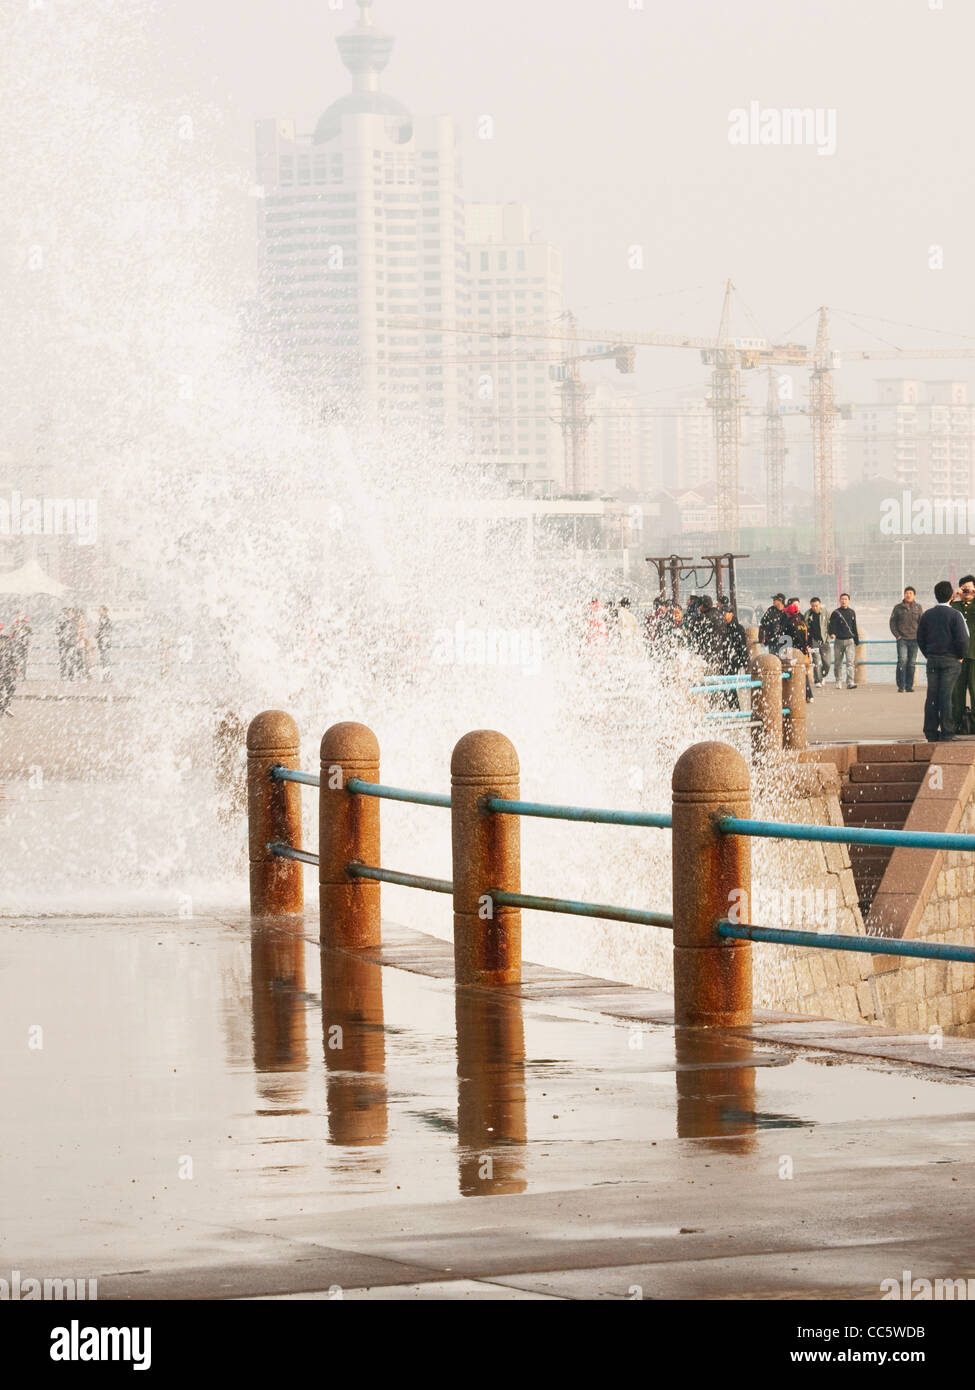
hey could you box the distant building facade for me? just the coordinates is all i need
[854,379,975,498]
[254,1,472,440]
[465,202,564,491]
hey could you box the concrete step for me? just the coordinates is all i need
[841,782,917,804]
[849,762,927,784]
[841,803,910,828]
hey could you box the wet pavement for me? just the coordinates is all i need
[3,913,975,1300]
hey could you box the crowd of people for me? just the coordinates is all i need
[581,580,975,745]
[0,608,113,716]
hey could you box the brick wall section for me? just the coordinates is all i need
[756,743,975,1036]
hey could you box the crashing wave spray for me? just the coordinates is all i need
[0,3,806,998]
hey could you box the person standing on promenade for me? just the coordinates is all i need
[889,586,923,693]
[828,593,860,689]
[805,597,830,687]
[759,593,788,654]
[96,606,112,679]
[950,576,975,733]
[786,598,814,702]
[917,581,970,742]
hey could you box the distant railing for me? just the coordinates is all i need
[247,712,975,1028]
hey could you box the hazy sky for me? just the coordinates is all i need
[173,0,975,377]
[9,0,975,446]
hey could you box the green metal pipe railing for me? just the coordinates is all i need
[717,815,975,852]
[486,796,672,829]
[347,863,453,894]
[268,841,319,866]
[490,889,673,928]
[718,921,975,965]
[270,765,320,787]
[345,777,451,808]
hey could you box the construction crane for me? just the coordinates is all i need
[704,282,744,548]
[388,301,975,568]
[764,366,786,527]
[810,308,838,574]
[388,292,767,533]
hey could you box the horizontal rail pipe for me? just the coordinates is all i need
[269,841,319,867]
[491,889,673,928]
[346,777,451,808]
[269,765,321,788]
[718,921,975,964]
[486,796,672,829]
[347,863,454,894]
[718,816,975,852]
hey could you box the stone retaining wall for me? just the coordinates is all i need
[755,746,975,1037]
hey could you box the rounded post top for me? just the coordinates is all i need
[749,652,783,676]
[247,709,299,751]
[672,740,750,795]
[320,721,380,762]
[451,729,519,779]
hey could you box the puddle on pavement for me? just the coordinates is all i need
[1,916,973,1267]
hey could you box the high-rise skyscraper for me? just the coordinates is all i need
[465,202,564,492]
[255,1,472,439]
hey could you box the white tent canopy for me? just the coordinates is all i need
[0,558,68,596]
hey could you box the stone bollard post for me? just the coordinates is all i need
[320,722,381,950]
[749,652,783,758]
[745,625,760,659]
[451,731,522,986]
[247,710,303,917]
[780,652,808,751]
[671,741,752,1028]
[855,642,868,686]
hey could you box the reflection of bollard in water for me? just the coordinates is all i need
[455,987,526,1196]
[322,948,387,1147]
[674,1030,757,1155]
[247,710,303,917]
[250,922,308,1104]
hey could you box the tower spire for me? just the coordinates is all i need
[338,0,394,93]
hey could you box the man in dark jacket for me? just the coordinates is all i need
[759,593,788,653]
[828,594,860,689]
[950,575,975,731]
[917,581,970,741]
[805,597,830,686]
[889,586,923,693]
[715,602,749,707]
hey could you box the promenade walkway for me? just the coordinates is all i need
[809,680,975,745]
[4,912,975,1300]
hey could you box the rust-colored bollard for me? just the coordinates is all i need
[320,722,381,950]
[855,642,868,686]
[451,731,521,986]
[749,652,783,758]
[247,710,303,917]
[780,652,808,751]
[671,741,752,1028]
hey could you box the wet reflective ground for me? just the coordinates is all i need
[3,914,975,1298]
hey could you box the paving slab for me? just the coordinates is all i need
[3,912,975,1300]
